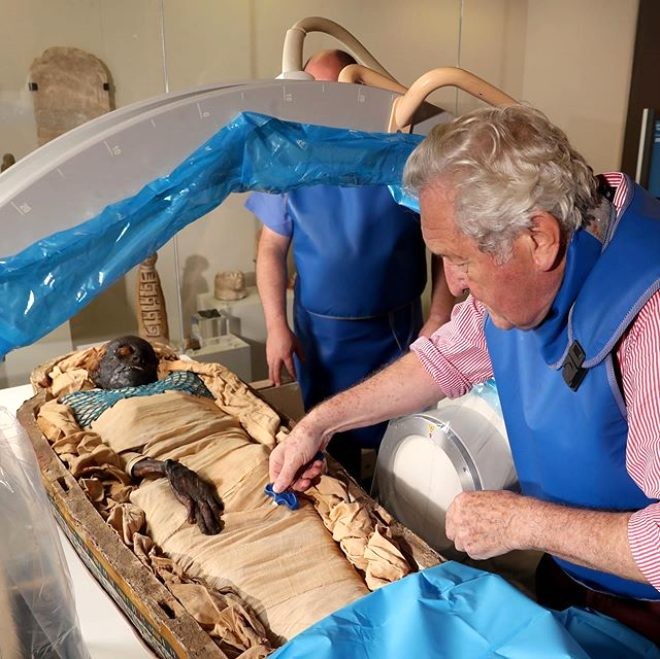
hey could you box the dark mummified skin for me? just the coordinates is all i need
[132,458,224,535]
[93,335,224,535]
[92,335,159,389]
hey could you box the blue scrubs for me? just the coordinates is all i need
[246,185,427,474]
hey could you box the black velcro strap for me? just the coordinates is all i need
[562,340,587,391]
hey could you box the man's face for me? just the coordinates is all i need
[420,183,556,330]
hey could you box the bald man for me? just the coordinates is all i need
[246,50,454,480]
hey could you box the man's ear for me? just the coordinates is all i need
[528,211,563,271]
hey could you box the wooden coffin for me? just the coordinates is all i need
[18,381,441,658]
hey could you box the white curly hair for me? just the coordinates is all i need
[403,104,603,261]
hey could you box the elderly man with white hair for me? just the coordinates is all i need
[268,105,660,643]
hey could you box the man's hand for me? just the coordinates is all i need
[269,421,327,493]
[164,459,224,535]
[445,490,524,559]
[266,325,304,385]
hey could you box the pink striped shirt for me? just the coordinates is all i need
[410,172,660,592]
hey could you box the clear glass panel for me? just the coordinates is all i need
[157,0,465,380]
[0,0,167,385]
[4,0,556,384]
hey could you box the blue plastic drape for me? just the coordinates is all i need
[0,112,422,357]
[271,562,659,659]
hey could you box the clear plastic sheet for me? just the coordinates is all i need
[0,111,422,358]
[387,182,420,213]
[0,407,89,659]
[470,377,502,414]
[429,378,508,468]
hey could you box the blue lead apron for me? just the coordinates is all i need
[289,184,426,447]
[486,179,660,599]
[289,184,426,318]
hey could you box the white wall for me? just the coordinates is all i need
[520,0,638,173]
[460,0,528,110]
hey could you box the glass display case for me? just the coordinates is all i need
[0,0,638,387]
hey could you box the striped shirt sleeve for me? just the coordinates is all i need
[621,290,660,591]
[410,295,493,398]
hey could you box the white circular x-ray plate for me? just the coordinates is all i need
[374,391,517,553]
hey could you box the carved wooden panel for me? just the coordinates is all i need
[137,254,170,343]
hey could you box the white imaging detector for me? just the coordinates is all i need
[374,387,518,554]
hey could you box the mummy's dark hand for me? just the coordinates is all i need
[164,459,224,535]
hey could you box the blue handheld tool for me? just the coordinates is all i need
[264,451,325,510]
[264,483,299,510]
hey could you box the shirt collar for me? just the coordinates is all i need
[599,171,632,215]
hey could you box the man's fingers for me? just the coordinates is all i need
[293,477,313,491]
[271,443,326,493]
[269,360,281,386]
[287,457,325,492]
[269,444,285,484]
[284,355,297,381]
[292,472,322,492]
[445,504,455,541]
[291,461,324,491]
[272,452,303,493]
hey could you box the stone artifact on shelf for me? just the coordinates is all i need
[214,270,248,301]
[28,46,113,146]
[1,153,15,172]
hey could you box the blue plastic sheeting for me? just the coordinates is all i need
[0,112,423,358]
[472,377,502,414]
[271,562,659,659]
[388,182,420,213]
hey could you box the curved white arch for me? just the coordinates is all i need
[0,80,449,257]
